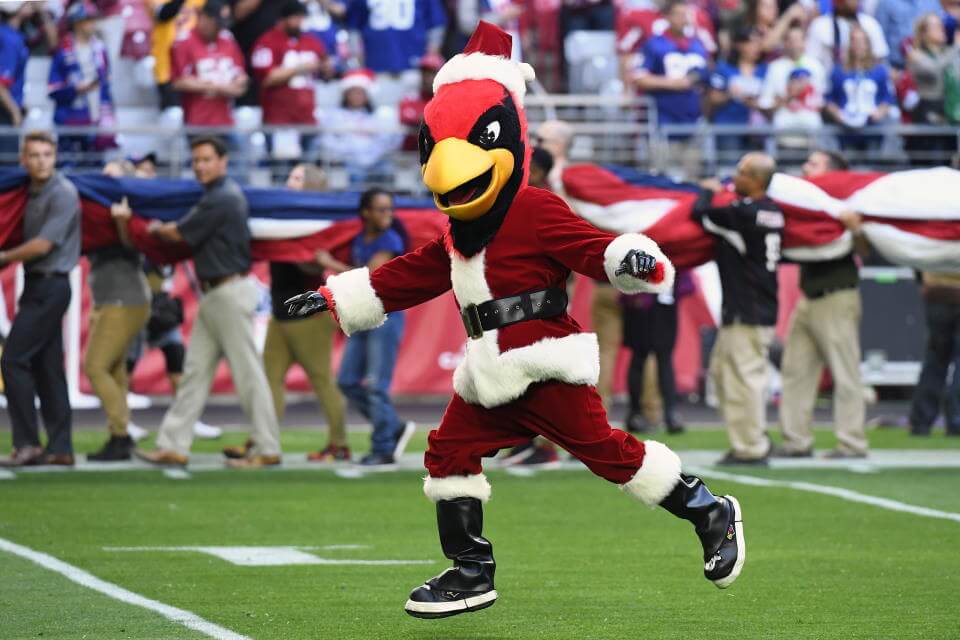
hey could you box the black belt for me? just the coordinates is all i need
[806,285,857,300]
[25,271,69,279]
[461,287,567,340]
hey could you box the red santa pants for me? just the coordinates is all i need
[424,382,646,484]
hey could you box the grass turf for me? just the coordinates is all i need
[65,424,960,457]
[1,466,958,639]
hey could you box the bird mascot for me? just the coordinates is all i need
[287,21,745,619]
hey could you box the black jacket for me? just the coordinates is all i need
[694,189,784,327]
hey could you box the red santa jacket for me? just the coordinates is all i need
[323,187,675,408]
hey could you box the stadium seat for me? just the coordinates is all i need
[24,57,53,111]
[564,31,617,94]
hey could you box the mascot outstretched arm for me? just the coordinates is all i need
[287,21,746,620]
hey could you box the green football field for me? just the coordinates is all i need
[2,427,959,640]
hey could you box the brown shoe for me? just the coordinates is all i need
[42,453,75,466]
[225,454,281,469]
[222,438,254,460]
[0,446,45,467]
[134,448,189,467]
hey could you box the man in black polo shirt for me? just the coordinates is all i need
[135,136,281,468]
[0,131,81,467]
[694,152,783,465]
[777,150,868,459]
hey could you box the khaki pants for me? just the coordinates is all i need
[84,304,150,437]
[263,313,347,446]
[591,283,623,411]
[780,289,867,455]
[710,323,774,459]
[156,278,280,456]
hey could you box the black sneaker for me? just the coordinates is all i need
[515,445,560,467]
[665,415,686,434]
[501,442,535,464]
[359,452,396,466]
[87,436,134,462]
[769,444,813,458]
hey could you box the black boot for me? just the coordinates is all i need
[659,474,744,588]
[405,497,497,619]
[87,435,134,462]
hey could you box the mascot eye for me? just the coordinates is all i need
[478,121,501,147]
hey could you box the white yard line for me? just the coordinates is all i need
[0,536,251,640]
[691,467,960,524]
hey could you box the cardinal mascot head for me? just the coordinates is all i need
[419,22,536,257]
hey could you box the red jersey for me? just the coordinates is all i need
[616,7,716,56]
[171,28,245,126]
[251,27,326,125]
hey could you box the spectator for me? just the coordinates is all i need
[0,4,28,159]
[747,0,810,61]
[693,152,783,465]
[15,1,58,56]
[758,24,827,145]
[315,187,415,467]
[708,26,768,157]
[304,0,348,72]
[776,150,870,459]
[528,145,554,190]
[398,52,443,151]
[171,0,247,136]
[633,0,710,180]
[136,136,281,468]
[825,24,896,151]
[239,163,349,462]
[319,69,402,185]
[345,0,446,74]
[904,12,960,162]
[621,271,694,435]
[806,0,890,72]
[446,0,522,59]
[148,0,205,110]
[83,165,153,462]
[0,131,81,468]
[251,0,328,160]
[874,0,943,69]
[229,0,286,105]
[48,2,117,158]
[909,271,960,436]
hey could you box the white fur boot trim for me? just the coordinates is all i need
[620,440,682,508]
[423,474,492,503]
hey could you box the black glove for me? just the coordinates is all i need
[615,249,657,279]
[284,291,329,317]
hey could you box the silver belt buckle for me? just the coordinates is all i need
[461,303,483,340]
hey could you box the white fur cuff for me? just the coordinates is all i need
[324,267,386,336]
[620,440,682,508]
[423,474,492,503]
[603,233,676,295]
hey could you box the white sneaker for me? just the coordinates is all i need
[393,421,416,460]
[127,422,149,442]
[193,421,223,440]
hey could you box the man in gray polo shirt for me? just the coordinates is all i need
[0,131,81,467]
[135,136,281,468]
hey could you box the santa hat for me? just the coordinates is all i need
[340,68,375,94]
[433,21,535,101]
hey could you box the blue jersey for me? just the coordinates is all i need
[346,0,447,73]
[351,228,405,267]
[709,62,767,124]
[0,24,27,108]
[641,34,708,125]
[827,64,893,126]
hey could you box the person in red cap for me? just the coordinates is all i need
[251,0,330,159]
[286,21,746,619]
[398,52,443,151]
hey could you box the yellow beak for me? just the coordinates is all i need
[422,138,515,221]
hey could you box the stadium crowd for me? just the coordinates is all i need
[0,0,958,175]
